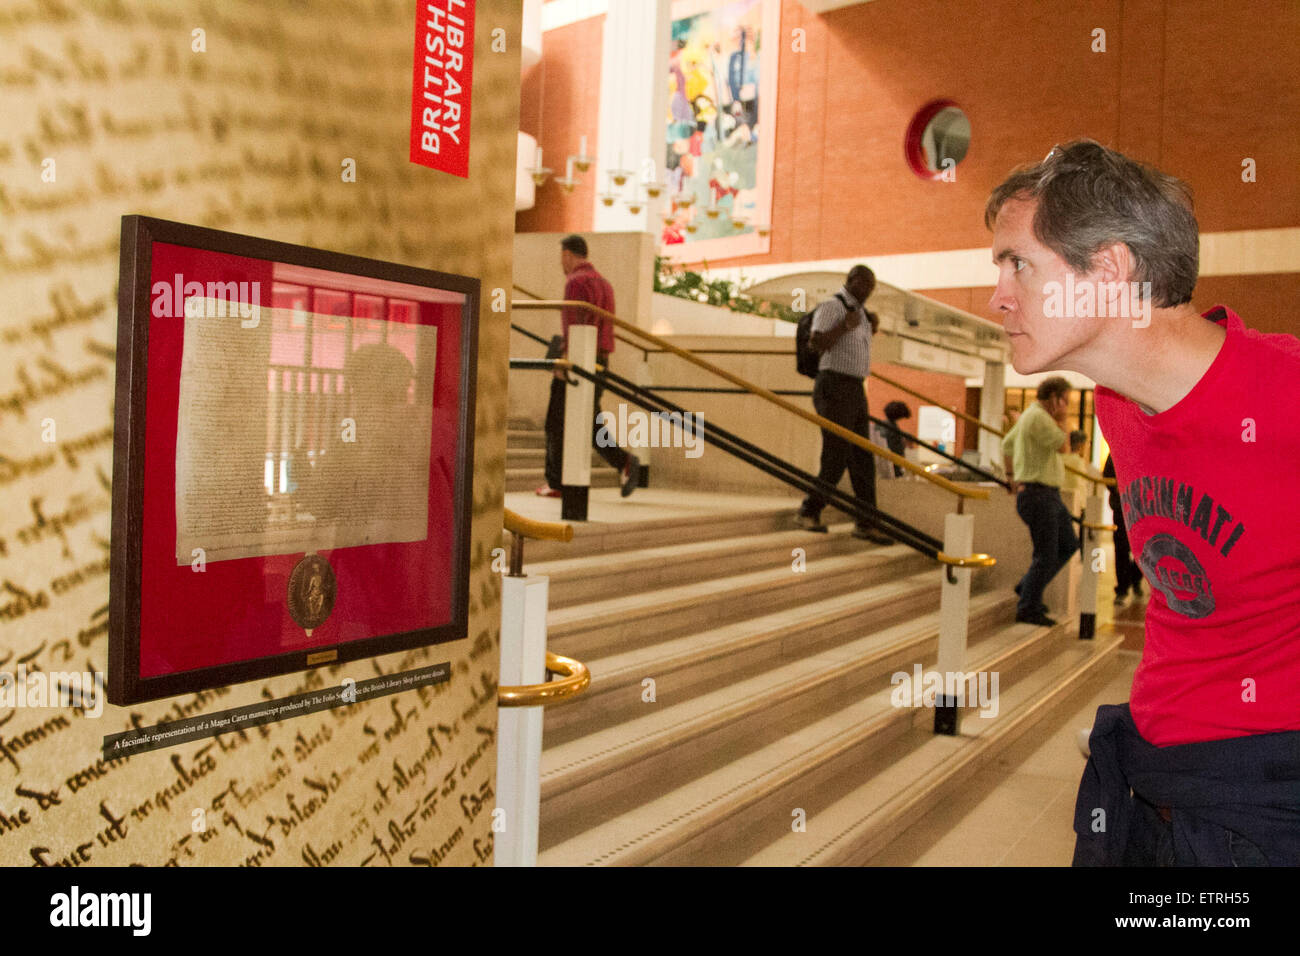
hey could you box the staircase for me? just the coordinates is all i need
[506,424,622,492]
[520,505,1124,866]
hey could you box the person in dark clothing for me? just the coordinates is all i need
[1102,454,1143,602]
[795,265,891,544]
[538,235,638,499]
[882,400,911,477]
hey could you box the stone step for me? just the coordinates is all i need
[506,466,621,493]
[531,522,866,609]
[538,591,1016,834]
[507,447,618,468]
[518,506,806,563]
[507,428,547,449]
[546,546,934,662]
[537,617,1105,866]
[733,632,1125,866]
[542,567,964,742]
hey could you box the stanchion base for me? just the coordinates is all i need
[934,696,959,736]
[1079,612,1095,641]
[561,485,588,522]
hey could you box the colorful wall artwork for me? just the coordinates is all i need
[661,0,777,260]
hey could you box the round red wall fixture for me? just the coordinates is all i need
[905,99,971,181]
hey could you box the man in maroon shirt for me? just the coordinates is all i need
[537,235,638,498]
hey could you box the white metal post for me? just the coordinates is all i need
[561,324,596,521]
[1078,492,1104,639]
[935,512,974,735]
[494,572,549,867]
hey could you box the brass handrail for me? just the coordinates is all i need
[498,651,591,707]
[497,512,590,707]
[512,299,990,502]
[503,508,573,543]
[513,283,645,354]
[503,508,572,578]
[1081,521,1118,532]
[936,552,996,568]
[936,550,996,585]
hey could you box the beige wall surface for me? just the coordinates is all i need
[0,0,520,866]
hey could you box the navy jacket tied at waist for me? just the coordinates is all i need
[1072,703,1300,866]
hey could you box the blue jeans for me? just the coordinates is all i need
[1014,484,1078,616]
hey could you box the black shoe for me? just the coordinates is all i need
[795,513,828,532]
[1014,582,1022,596]
[620,455,639,497]
[852,526,893,545]
[1015,611,1058,627]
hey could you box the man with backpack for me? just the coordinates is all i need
[795,264,891,544]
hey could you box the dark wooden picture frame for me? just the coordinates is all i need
[108,216,478,705]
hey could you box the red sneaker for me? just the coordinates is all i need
[535,485,562,498]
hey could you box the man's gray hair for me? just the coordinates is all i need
[985,140,1198,307]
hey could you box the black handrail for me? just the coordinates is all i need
[606,381,1010,489]
[511,323,552,349]
[509,357,943,557]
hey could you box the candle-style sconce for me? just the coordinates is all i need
[528,145,552,187]
[554,156,581,192]
[574,135,594,172]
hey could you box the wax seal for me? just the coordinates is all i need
[287,553,336,633]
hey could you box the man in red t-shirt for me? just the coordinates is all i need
[985,140,1300,865]
[537,235,637,499]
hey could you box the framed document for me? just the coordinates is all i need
[107,216,478,704]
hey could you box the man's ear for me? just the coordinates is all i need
[1090,242,1135,286]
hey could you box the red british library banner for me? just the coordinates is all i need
[409,0,475,177]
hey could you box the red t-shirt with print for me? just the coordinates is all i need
[1095,306,1300,746]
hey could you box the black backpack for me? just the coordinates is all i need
[795,293,852,379]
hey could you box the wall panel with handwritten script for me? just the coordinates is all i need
[0,0,517,866]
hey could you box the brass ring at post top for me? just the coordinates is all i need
[936,551,996,585]
[1082,521,1118,532]
[498,652,591,707]
[503,509,574,542]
